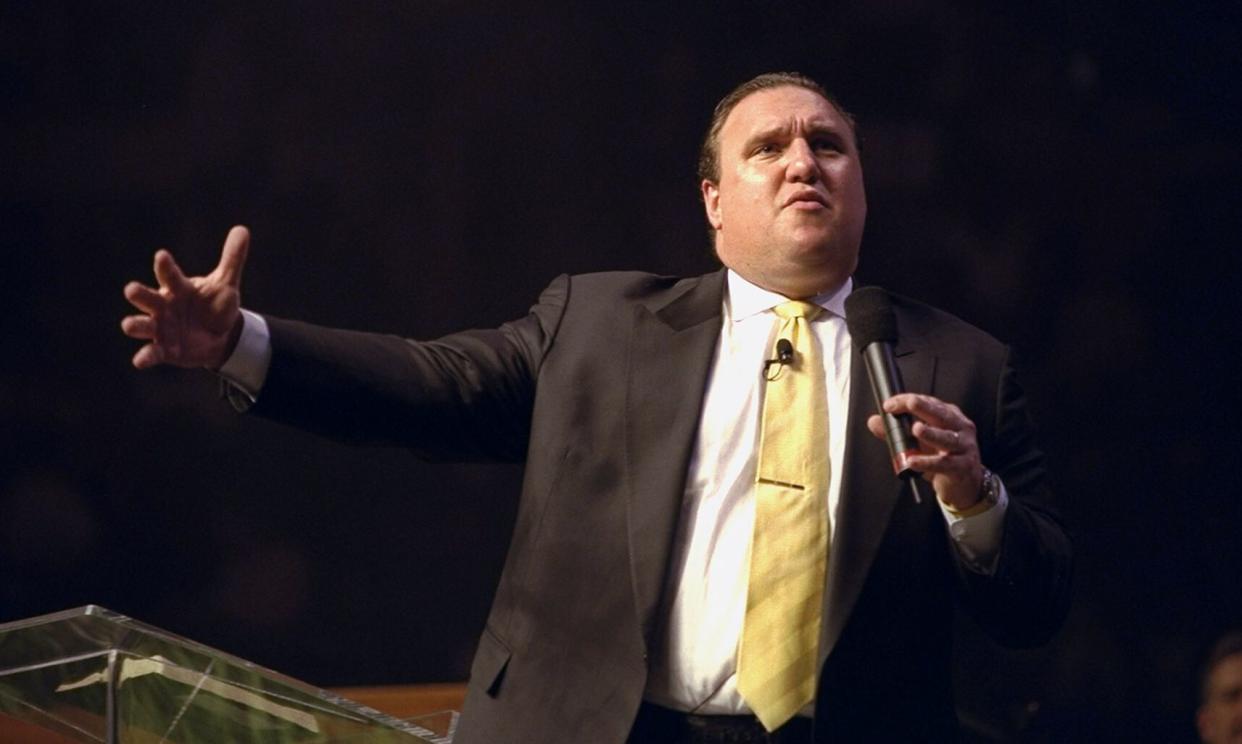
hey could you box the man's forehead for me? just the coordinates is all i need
[1211,655,1242,685]
[723,86,849,136]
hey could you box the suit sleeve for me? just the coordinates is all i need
[246,275,570,463]
[958,346,1073,648]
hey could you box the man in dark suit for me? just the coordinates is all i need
[122,73,1071,742]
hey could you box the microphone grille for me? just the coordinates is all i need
[845,286,897,346]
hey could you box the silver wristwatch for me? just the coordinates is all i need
[978,467,1001,507]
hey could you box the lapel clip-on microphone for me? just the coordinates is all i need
[763,338,795,380]
[844,287,923,503]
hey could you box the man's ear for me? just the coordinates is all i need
[701,179,723,230]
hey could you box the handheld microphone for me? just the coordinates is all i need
[844,287,919,482]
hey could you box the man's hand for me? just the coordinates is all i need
[121,225,250,370]
[866,393,984,511]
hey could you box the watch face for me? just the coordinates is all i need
[984,471,999,504]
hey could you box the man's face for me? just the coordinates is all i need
[1200,654,1242,744]
[702,85,866,299]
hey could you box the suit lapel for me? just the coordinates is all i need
[624,270,726,648]
[622,278,942,665]
[820,317,937,663]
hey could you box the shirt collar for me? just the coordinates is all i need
[725,269,853,323]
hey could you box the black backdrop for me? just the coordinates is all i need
[3,2,1239,741]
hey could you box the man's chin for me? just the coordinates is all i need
[764,259,853,299]
[782,239,857,275]
[782,223,860,256]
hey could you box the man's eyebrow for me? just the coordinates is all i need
[744,119,848,144]
[805,120,849,138]
[743,122,793,145]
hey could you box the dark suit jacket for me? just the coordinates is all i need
[248,269,1071,743]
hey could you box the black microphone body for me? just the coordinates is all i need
[861,339,920,479]
[845,287,920,480]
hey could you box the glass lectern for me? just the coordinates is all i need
[0,606,456,743]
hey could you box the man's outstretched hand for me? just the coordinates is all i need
[121,225,250,370]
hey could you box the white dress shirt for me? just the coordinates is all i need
[218,309,271,401]
[642,271,1007,715]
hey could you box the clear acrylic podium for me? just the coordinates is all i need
[0,606,457,743]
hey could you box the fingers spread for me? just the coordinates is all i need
[132,343,164,369]
[124,282,165,314]
[120,315,156,340]
[153,250,191,293]
[216,225,250,287]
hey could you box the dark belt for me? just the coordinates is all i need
[629,702,813,744]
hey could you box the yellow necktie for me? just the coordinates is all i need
[738,300,830,732]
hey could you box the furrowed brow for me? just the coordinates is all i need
[806,121,848,140]
[742,122,793,150]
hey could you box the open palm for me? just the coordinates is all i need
[122,226,250,370]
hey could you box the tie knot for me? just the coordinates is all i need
[773,300,822,321]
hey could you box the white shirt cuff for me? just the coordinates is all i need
[940,479,1009,575]
[216,309,272,402]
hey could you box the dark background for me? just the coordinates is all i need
[2,2,1239,741]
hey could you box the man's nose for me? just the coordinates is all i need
[784,139,820,183]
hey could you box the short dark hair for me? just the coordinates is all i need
[696,71,857,186]
[1200,631,1242,703]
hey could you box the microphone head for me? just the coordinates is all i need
[776,338,794,362]
[845,286,897,346]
